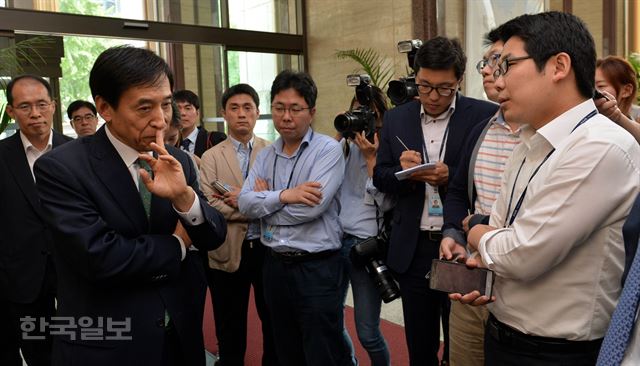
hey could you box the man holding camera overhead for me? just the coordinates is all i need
[373,37,497,366]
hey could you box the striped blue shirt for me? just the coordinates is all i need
[238,128,345,252]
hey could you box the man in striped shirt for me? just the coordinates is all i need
[439,27,522,366]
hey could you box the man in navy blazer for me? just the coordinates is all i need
[0,74,73,366]
[373,37,497,366]
[34,46,226,366]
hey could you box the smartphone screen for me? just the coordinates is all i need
[428,259,495,297]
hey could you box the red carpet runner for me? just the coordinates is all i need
[202,289,412,365]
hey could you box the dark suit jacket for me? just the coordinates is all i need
[0,130,72,303]
[193,127,226,157]
[442,116,493,243]
[34,126,226,366]
[622,192,640,285]
[373,96,498,273]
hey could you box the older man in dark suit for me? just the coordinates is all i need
[34,46,226,366]
[373,37,497,366]
[0,74,73,366]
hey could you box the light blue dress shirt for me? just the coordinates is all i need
[238,128,345,253]
[339,140,394,239]
[228,135,261,240]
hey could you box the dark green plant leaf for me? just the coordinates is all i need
[335,48,394,91]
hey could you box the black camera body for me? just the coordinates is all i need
[350,234,401,303]
[387,76,418,106]
[334,74,376,141]
[387,39,422,106]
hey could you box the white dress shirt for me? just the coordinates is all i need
[105,125,204,260]
[20,130,52,180]
[181,127,198,154]
[478,99,640,340]
[419,95,455,231]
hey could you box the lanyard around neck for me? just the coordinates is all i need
[421,122,450,163]
[504,109,597,227]
[271,131,313,190]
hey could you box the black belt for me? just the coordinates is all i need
[270,248,338,263]
[420,230,442,242]
[243,238,261,249]
[487,313,602,353]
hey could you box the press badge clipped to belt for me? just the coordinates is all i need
[262,222,275,242]
[427,185,443,216]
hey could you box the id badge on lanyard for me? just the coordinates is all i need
[423,123,448,217]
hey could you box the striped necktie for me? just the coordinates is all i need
[135,158,152,218]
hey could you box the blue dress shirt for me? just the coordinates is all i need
[238,128,345,253]
[339,140,394,239]
[228,135,261,240]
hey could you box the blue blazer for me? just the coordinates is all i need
[373,96,498,273]
[34,126,226,366]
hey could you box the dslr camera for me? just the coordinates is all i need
[350,232,401,303]
[334,74,376,141]
[387,39,422,106]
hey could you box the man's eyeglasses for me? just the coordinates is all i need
[72,114,97,123]
[475,54,501,74]
[271,104,311,117]
[493,55,533,79]
[416,82,458,97]
[14,101,52,114]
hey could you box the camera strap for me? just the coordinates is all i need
[504,109,597,227]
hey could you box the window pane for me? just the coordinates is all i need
[9,0,224,27]
[229,0,300,34]
[225,50,302,141]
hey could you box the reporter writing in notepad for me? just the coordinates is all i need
[373,36,497,366]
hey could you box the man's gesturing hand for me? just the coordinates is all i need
[138,129,194,212]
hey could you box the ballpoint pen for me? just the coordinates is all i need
[396,136,410,151]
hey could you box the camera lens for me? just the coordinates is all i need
[367,259,401,303]
[334,112,358,133]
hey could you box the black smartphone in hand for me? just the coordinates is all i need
[428,259,495,297]
[594,89,610,101]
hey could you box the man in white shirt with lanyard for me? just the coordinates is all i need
[454,12,640,366]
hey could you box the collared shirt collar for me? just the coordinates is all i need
[490,109,523,135]
[105,124,151,168]
[184,127,199,145]
[537,99,596,149]
[420,93,457,122]
[20,129,53,154]
[229,134,255,152]
[274,128,313,157]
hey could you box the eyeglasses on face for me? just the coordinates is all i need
[416,82,458,97]
[14,101,52,114]
[72,114,97,123]
[270,104,311,117]
[475,53,501,74]
[493,55,533,79]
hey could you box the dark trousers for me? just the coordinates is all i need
[395,233,447,366]
[484,314,601,366]
[0,293,56,366]
[205,240,278,366]
[263,249,351,366]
